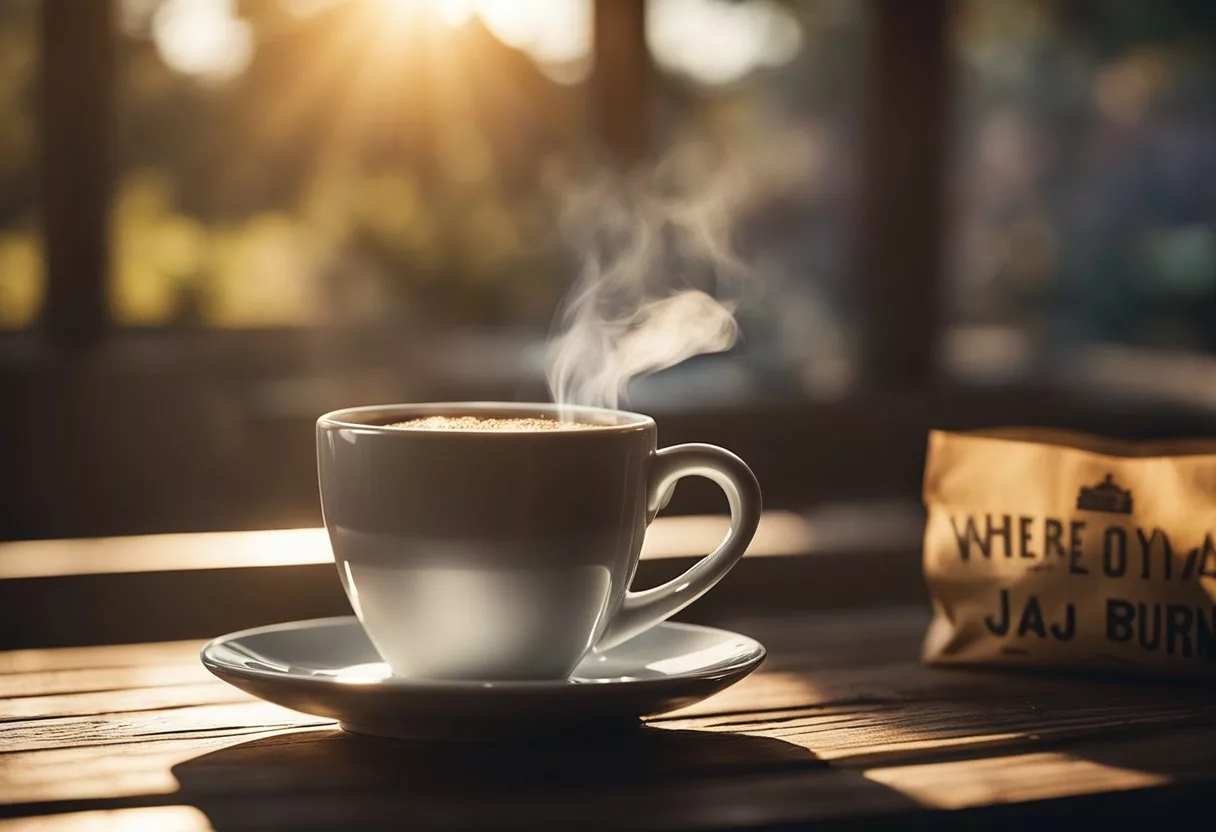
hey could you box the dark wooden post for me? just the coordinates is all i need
[852,0,953,388]
[591,0,651,169]
[39,0,113,349]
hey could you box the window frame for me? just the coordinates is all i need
[34,0,952,374]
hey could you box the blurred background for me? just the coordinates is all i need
[2,0,1216,541]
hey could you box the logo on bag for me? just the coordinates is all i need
[1076,474,1133,515]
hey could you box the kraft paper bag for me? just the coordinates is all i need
[922,428,1216,678]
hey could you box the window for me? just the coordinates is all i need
[5,0,874,539]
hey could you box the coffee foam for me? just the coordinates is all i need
[387,415,593,432]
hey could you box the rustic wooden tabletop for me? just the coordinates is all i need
[4,600,1216,830]
[3,520,1215,830]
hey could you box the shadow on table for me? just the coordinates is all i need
[170,724,919,830]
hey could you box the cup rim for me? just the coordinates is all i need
[317,401,656,434]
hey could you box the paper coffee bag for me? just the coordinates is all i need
[922,428,1216,678]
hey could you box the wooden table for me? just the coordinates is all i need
[3,523,1216,830]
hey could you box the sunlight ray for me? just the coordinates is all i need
[259,4,383,145]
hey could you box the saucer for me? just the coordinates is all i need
[201,617,765,740]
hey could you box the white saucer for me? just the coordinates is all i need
[201,617,766,741]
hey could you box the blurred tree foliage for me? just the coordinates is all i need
[109,1,583,328]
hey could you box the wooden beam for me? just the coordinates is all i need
[39,0,113,348]
[853,0,953,388]
[591,0,651,168]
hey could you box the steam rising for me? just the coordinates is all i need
[546,148,752,411]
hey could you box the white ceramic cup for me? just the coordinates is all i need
[317,402,762,681]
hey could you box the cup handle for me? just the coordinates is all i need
[596,443,762,652]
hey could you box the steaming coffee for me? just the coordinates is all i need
[317,402,761,681]
[388,415,592,432]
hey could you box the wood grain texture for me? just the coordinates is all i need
[0,806,213,831]
[0,642,202,674]
[0,664,208,699]
[3,607,1215,831]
